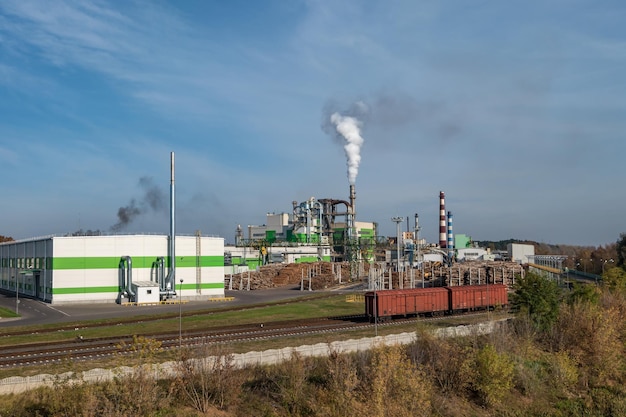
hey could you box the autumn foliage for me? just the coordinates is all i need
[3,269,626,416]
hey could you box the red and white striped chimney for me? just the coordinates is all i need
[439,191,447,249]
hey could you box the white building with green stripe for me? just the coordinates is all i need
[0,234,224,304]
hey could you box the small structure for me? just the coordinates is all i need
[457,248,488,261]
[507,243,535,264]
[131,281,160,304]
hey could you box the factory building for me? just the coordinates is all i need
[234,196,376,266]
[0,234,224,305]
[508,243,535,264]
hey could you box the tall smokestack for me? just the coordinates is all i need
[439,191,447,248]
[447,211,454,261]
[348,184,356,239]
[168,152,176,294]
[414,213,419,240]
[349,184,356,218]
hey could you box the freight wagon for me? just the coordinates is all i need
[364,284,508,322]
[447,284,508,314]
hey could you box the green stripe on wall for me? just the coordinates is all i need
[177,256,223,268]
[52,286,119,294]
[51,256,224,270]
[295,256,319,263]
[181,283,224,290]
[53,282,224,295]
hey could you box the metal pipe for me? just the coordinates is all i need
[164,152,176,297]
[157,256,165,290]
[120,256,135,299]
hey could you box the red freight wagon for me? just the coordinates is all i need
[447,284,508,313]
[365,287,449,322]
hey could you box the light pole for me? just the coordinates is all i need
[179,278,183,348]
[15,276,19,315]
[373,280,378,337]
[391,217,404,289]
[391,216,404,272]
[414,212,421,266]
[602,259,614,274]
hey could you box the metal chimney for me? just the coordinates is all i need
[348,184,356,238]
[166,152,176,296]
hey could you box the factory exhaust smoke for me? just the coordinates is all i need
[324,101,368,184]
[111,177,166,231]
[330,113,364,184]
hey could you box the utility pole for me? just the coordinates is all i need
[179,278,184,348]
[391,217,404,288]
[15,276,19,315]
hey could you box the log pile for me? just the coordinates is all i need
[226,260,525,291]
[226,262,365,290]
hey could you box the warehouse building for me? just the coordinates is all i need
[0,234,224,305]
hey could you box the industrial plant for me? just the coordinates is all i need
[0,111,534,305]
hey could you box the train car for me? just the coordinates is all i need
[447,284,508,313]
[365,287,449,322]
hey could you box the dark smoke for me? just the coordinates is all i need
[139,177,165,211]
[110,177,166,232]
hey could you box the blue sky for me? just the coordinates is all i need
[1,0,624,246]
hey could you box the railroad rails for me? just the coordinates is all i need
[1,287,506,370]
[0,311,497,370]
[0,316,359,369]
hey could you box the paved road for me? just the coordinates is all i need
[0,286,315,328]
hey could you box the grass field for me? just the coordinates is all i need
[0,294,365,346]
[0,306,18,319]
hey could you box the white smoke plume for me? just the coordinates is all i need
[328,102,367,184]
[330,113,363,184]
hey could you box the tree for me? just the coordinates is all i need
[616,233,626,269]
[602,266,626,295]
[510,272,561,332]
[567,282,600,305]
[466,344,514,407]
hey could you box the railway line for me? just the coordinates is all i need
[0,312,493,369]
[0,316,358,368]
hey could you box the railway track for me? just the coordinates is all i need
[1,311,495,369]
[0,316,363,369]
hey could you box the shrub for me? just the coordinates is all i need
[467,344,514,407]
[362,344,431,417]
[310,349,362,417]
[173,344,243,413]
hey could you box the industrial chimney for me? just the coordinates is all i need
[164,152,176,298]
[348,184,356,238]
[447,211,454,262]
[439,191,447,249]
